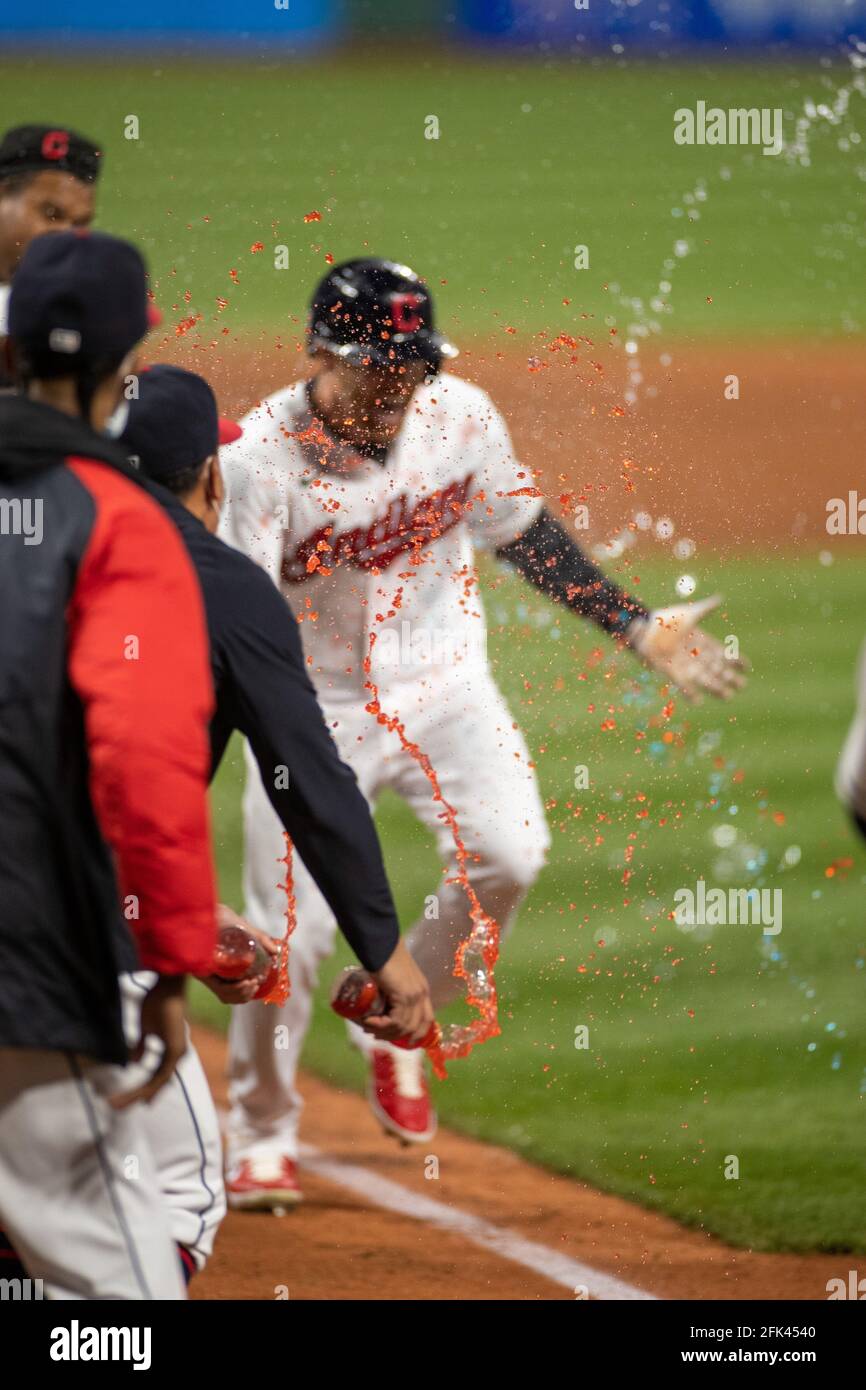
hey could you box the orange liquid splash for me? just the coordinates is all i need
[363,627,501,1080]
[259,832,295,1007]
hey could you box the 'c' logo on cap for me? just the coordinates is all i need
[390,293,423,335]
[41,130,70,162]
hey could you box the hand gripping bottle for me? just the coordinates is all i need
[330,966,440,1051]
[211,923,279,1000]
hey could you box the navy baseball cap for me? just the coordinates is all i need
[120,365,242,484]
[8,229,159,378]
[0,124,103,184]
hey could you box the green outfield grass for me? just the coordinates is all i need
[196,550,866,1254]
[0,54,863,339]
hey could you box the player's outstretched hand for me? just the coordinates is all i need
[365,938,435,1046]
[628,595,749,703]
[110,974,188,1109]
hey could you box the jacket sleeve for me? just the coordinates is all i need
[66,458,218,976]
[222,561,400,972]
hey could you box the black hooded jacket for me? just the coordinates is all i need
[0,396,218,1061]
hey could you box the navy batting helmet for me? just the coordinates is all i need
[308,258,458,373]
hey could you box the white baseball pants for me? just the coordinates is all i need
[0,1047,186,1300]
[121,973,226,1273]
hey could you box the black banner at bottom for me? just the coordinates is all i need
[1,1297,859,1376]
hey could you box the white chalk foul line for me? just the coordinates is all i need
[298,1142,657,1301]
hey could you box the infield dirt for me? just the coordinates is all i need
[164,336,866,552]
[191,1026,849,1301]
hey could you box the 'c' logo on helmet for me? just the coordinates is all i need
[41,130,70,162]
[390,292,423,334]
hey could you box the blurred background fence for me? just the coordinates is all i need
[2,0,865,52]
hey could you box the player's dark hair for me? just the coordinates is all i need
[11,342,128,422]
[157,458,209,498]
[73,357,129,424]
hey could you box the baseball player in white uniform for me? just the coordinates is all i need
[219,258,748,1207]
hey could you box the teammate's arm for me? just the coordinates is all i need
[218,562,434,1042]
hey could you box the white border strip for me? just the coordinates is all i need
[299,1143,657,1301]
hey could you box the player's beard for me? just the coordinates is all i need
[305,380,396,468]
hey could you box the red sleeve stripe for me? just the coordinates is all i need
[66,456,217,977]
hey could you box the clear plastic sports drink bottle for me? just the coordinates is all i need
[330,966,440,1051]
[211,923,279,1000]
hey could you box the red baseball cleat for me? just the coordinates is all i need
[368,1042,437,1145]
[225,1155,302,1210]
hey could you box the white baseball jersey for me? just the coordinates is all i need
[219,372,543,693]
